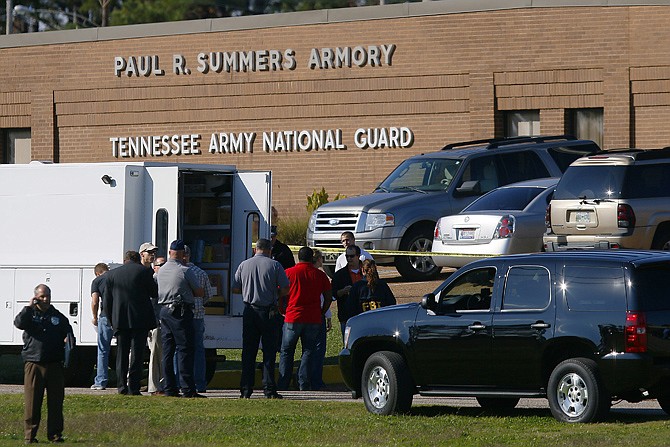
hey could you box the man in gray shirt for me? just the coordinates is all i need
[156,239,204,398]
[232,238,289,399]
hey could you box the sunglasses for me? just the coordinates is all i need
[345,254,357,259]
[154,262,165,267]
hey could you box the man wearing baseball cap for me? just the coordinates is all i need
[139,242,158,269]
[139,242,163,395]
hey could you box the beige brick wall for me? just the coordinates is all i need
[2,5,670,215]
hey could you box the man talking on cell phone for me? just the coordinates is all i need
[14,284,73,444]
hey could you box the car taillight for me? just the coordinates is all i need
[625,311,647,353]
[434,222,441,240]
[618,204,636,229]
[545,203,552,231]
[494,215,515,239]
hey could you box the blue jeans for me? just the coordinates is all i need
[278,322,320,391]
[94,315,113,388]
[310,317,327,390]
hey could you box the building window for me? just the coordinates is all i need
[505,111,540,137]
[3,129,32,164]
[569,108,603,149]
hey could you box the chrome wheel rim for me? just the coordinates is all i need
[556,372,589,417]
[408,237,436,273]
[366,365,390,409]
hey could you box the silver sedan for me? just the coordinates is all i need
[433,178,558,268]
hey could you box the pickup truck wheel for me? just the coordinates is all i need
[395,227,441,281]
[547,358,610,423]
[476,397,520,411]
[361,351,413,415]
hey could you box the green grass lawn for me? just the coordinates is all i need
[0,393,669,446]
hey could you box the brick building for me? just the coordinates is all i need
[1,0,670,216]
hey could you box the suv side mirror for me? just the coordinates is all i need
[421,293,437,311]
[454,180,481,197]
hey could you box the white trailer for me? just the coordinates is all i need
[0,161,271,384]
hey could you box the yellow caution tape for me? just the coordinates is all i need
[286,245,499,258]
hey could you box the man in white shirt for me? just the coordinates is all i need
[334,231,373,272]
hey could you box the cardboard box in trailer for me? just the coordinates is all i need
[0,161,271,385]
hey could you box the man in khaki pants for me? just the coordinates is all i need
[14,284,73,444]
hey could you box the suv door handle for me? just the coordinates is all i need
[531,322,551,329]
[468,323,486,330]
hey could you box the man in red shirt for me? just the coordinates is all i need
[278,246,332,391]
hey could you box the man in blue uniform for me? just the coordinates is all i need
[156,240,204,398]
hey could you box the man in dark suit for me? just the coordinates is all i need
[103,250,158,395]
[331,245,363,341]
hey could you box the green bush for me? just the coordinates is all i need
[277,214,309,246]
[306,187,345,214]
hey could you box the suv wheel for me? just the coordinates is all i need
[361,351,413,415]
[547,358,610,423]
[395,226,442,281]
[658,396,670,415]
[476,397,520,411]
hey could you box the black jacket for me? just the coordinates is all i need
[14,305,73,363]
[103,262,158,333]
[346,279,396,319]
[331,267,359,323]
[271,239,295,270]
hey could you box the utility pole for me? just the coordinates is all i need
[5,0,12,34]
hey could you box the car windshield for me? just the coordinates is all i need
[376,158,462,192]
[464,186,547,212]
[553,166,626,200]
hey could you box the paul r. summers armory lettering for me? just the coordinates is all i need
[113,44,396,77]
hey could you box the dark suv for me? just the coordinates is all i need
[308,135,600,281]
[339,251,670,423]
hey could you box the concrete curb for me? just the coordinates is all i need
[209,364,343,389]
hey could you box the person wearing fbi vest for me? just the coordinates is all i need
[346,259,396,319]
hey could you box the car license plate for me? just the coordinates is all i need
[459,229,475,240]
[323,252,339,263]
[575,211,590,223]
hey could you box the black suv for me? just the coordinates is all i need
[339,251,670,423]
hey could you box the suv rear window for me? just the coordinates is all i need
[555,163,670,200]
[631,264,670,311]
[553,166,626,200]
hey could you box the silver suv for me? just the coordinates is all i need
[307,135,600,281]
[544,148,670,251]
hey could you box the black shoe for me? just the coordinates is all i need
[240,393,251,399]
[265,392,283,399]
[49,435,64,443]
[183,393,206,398]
